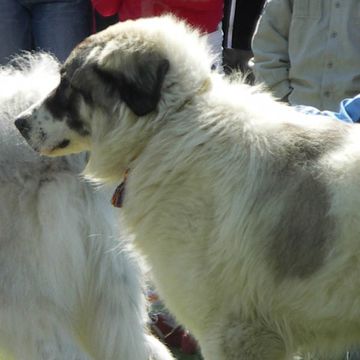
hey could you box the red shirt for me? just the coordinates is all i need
[92,0,223,34]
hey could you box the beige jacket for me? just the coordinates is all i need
[252,0,360,111]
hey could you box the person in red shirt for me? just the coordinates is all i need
[92,0,224,69]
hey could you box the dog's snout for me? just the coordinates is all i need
[15,116,31,138]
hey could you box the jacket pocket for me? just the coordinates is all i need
[293,0,322,19]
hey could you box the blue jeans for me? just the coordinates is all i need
[0,0,91,64]
[347,351,360,360]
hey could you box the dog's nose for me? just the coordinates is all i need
[15,116,31,138]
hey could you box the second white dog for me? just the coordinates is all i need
[0,53,173,360]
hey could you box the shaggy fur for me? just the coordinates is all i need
[1,53,173,360]
[14,16,360,359]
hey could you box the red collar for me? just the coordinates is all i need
[111,169,129,208]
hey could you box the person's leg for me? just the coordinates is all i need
[32,0,92,63]
[347,351,360,360]
[0,0,32,65]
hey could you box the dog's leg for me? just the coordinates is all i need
[0,307,92,360]
[200,319,287,360]
[228,322,286,360]
[297,352,347,360]
[79,235,174,360]
[32,327,93,360]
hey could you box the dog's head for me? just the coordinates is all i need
[15,16,212,159]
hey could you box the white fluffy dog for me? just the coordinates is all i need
[14,16,360,359]
[0,54,173,360]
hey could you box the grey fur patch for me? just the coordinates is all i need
[269,172,334,278]
[262,123,345,279]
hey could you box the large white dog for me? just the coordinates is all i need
[14,16,360,359]
[1,54,173,360]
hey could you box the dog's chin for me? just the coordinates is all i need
[39,141,90,157]
[39,147,62,157]
[39,146,72,158]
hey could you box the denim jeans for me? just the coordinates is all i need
[0,0,91,64]
[347,351,360,360]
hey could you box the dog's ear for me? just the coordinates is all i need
[94,53,170,117]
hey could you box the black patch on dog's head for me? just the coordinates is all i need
[45,77,90,137]
[62,39,170,117]
[94,54,170,117]
[65,91,90,136]
[45,78,70,120]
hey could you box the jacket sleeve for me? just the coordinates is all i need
[251,0,292,100]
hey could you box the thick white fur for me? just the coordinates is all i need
[0,54,173,360]
[16,17,360,359]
